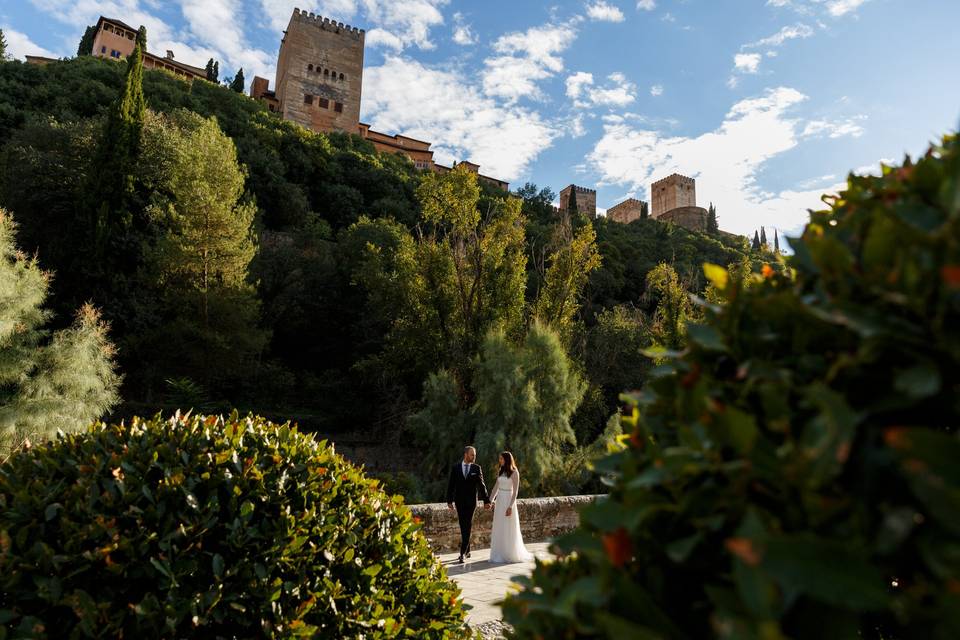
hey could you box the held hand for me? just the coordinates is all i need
[484,503,492,510]
[505,507,512,517]
[447,502,454,511]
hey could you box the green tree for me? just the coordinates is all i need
[0,29,7,61]
[229,68,245,93]
[205,58,220,82]
[568,186,579,216]
[707,202,718,234]
[639,200,649,220]
[760,225,768,249]
[87,24,147,245]
[646,263,691,351]
[77,25,96,57]
[532,216,602,345]
[138,109,266,389]
[752,229,761,250]
[0,210,120,459]
[774,228,780,253]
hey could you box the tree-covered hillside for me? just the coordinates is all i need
[0,55,763,494]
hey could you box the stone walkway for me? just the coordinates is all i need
[439,542,552,626]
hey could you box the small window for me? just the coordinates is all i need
[339,73,344,81]
[304,94,313,105]
[127,32,134,40]
[324,69,329,77]
[318,97,329,109]
[330,70,336,79]
[101,45,107,54]
[334,102,343,113]
[308,64,313,71]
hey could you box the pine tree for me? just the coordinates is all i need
[213,61,219,82]
[0,29,7,61]
[707,202,719,234]
[760,226,768,249]
[774,229,780,254]
[229,68,245,93]
[752,230,761,251]
[640,200,649,220]
[77,25,97,56]
[567,187,579,216]
[0,209,121,458]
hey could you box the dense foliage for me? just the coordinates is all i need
[502,135,960,638]
[0,413,467,638]
[0,211,120,459]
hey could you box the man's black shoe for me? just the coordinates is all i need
[456,556,464,564]
[466,552,471,558]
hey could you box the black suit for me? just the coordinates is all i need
[446,461,490,557]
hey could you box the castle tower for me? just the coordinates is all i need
[650,174,696,219]
[559,184,597,219]
[275,8,365,133]
[606,198,648,224]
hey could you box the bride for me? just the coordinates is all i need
[489,451,534,563]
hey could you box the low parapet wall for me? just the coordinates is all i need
[409,495,601,553]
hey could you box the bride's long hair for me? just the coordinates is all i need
[498,451,517,477]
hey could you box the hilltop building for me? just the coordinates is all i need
[88,16,207,81]
[606,198,648,224]
[251,8,508,190]
[559,184,597,219]
[649,173,707,231]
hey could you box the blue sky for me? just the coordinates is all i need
[2,0,958,236]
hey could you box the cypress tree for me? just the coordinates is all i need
[760,226,768,248]
[0,29,7,61]
[229,68,245,93]
[774,229,780,253]
[752,230,761,251]
[640,200,649,220]
[707,202,719,234]
[568,187,579,216]
[213,61,219,82]
[87,25,147,249]
[205,58,220,82]
[77,25,97,56]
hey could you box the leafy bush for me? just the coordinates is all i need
[502,135,960,639]
[0,413,467,638]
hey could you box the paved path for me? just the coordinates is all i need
[439,543,552,626]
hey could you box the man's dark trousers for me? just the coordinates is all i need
[446,462,490,557]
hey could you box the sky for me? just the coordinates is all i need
[2,0,959,237]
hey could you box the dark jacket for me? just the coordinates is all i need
[446,462,490,506]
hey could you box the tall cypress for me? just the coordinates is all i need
[707,202,718,234]
[229,68,245,93]
[752,230,761,251]
[205,58,220,82]
[774,229,780,254]
[213,61,219,82]
[0,29,7,61]
[568,187,578,216]
[88,25,147,246]
[77,25,97,57]
[640,200,649,220]
[760,226,767,248]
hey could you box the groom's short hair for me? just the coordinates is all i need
[463,446,476,455]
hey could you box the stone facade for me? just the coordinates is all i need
[651,173,696,219]
[658,205,708,231]
[409,495,600,553]
[606,197,648,224]
[275,9,365,134]
[559,185,597,219]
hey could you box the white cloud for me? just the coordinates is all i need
[586,87,859,236]
[363,56,561,181]
[586,1,626,23]
[1,26,61,60]
[650,83,663,96]
[802,117,865,138]
[734,52,762,73]
[365,27,404,51]
[566,70,635,107]
[661,12,676,22]
[358,0,448,50]
[483,22,577,102]
[744,23,814,48]
[636,0,656,10]
[821,0,870,17]
[176,0,275,84]
[451,12,477,45]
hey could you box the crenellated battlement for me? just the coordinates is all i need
[292,7,365,38]
[652,173,694,187]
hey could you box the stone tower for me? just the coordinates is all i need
[275,8,365,133]
[559,184,597,219]
[650,174,696,219]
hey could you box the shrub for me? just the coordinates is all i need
[0,413,467,638]
[502,135,960,639]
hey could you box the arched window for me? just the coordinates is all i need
[324,69,329,77]
[339,73,344,81]
[308,64,313,71]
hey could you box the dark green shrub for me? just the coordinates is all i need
[0,413,467,638]
[502,134,960,639]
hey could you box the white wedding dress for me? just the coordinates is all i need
[489,471,534,563]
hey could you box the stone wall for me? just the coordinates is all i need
[409,495,601,553]
[607,198,647,224]
[658,205,708,232]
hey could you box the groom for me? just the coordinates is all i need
[446,445,490,564]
